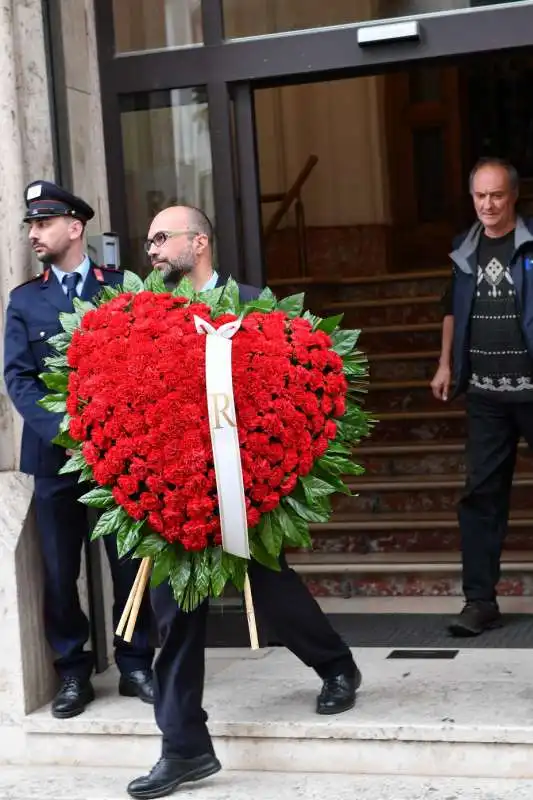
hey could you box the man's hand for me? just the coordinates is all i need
[430,364,451,402]
[66,449,75,456]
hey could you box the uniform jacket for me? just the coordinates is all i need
[4,262,123,476]
[444,216,533,397]
[4,267,260,476]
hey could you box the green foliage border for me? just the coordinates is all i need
[39,271,373,610]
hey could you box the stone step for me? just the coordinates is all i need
[369,409,466,442]
[1,767,532,800]
[307,511,533,559]
[291,550,533,572]
[334,473,533,513]
[355,438,533,476]
[367,380,457,414]
[270,268,449,303]
[324,294,444,327]
[16,649,533,783]
[369,350,440,381]
[295,551,533,597]
[311,510,533,534]
[360,322,442,353]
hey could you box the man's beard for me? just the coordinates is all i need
[34,250,56,264]
[153,254,194,287]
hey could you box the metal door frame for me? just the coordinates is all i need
[94,1,533,285]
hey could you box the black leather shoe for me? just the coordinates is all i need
[448,600,503,637]
[51,677,95,719]
[316,666,362,715]
[127,754,221,799]
[119,669,154,705]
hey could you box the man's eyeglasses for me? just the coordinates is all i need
[144,229,198,254]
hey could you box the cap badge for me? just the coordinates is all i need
[27,184,42,201]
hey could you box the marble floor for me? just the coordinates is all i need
[20,644,533,780]
[2,767,533,800]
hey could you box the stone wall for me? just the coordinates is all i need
[0,0,57,753]
[59,0,110,236]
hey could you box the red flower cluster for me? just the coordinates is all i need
[66,292,348,550]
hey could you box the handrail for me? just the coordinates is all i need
[263,155,319,240]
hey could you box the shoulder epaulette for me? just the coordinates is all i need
[11,274,45,292]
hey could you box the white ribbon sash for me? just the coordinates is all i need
[194,315,250,559]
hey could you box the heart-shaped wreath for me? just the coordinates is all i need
[40,271,371,611]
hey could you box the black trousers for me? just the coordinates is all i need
[151,553,354,757]
[34,473,154,681]
[458,394,533,602]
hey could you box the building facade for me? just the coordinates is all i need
[1,0,533,743]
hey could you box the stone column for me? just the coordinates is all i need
[0,0,57,752]
[59,0,110,235]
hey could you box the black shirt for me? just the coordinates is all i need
[468,230,533,398]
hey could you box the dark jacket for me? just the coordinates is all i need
[445,216,533,396]
[4,263,123,476]
[215,274,260,302]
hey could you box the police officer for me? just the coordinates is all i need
[127,205,361,800]
[3,181,154,718]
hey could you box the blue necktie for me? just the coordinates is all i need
[63,273,80,304]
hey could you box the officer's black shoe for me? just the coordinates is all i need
[51,677,95,719]
[316,666,362,715]
[127,754,222,799]
[119,669,154,705]
[448,600,503,637]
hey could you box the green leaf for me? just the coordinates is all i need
[59,311,81,336]
[285,495,330,524]
[216,277,240,315]
[271,504,311,548]
[96,285,122,303]
[58,413,72,434]
[44,353,68,369]
[331,329,360,357]
[196,285,224,310]
[209,547,229,596]
[223,552,248,592]
[79,486,115,509]
[46,333,70,354]
[78,463,94,483]
[242,299,277,315]
[313,468,351,496]
[41,372,68,393]
[58,449,85,474]
[52,429,78,449]
[317,314,344,334]
[169,551,193,600]
[317,454,365,477]
[250,537,282,571]
[123,270,144,294]
[303,310,322,328]
[258,286,277,304]
[38,393,67,414]
[143,270,167,293]
[117,519,145,559]
[258,512,283,557]
[172,277,194,300]
[278,292,304,318]
[134,532,167,558]
[90,505,128,541]
[325,440,352,456]
[151,545,179,588]
[300,474,337,503]
[72,298,95,315]
[192,549,211,598]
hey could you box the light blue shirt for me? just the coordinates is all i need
[200,271,218,292]
[52,255,91,297]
